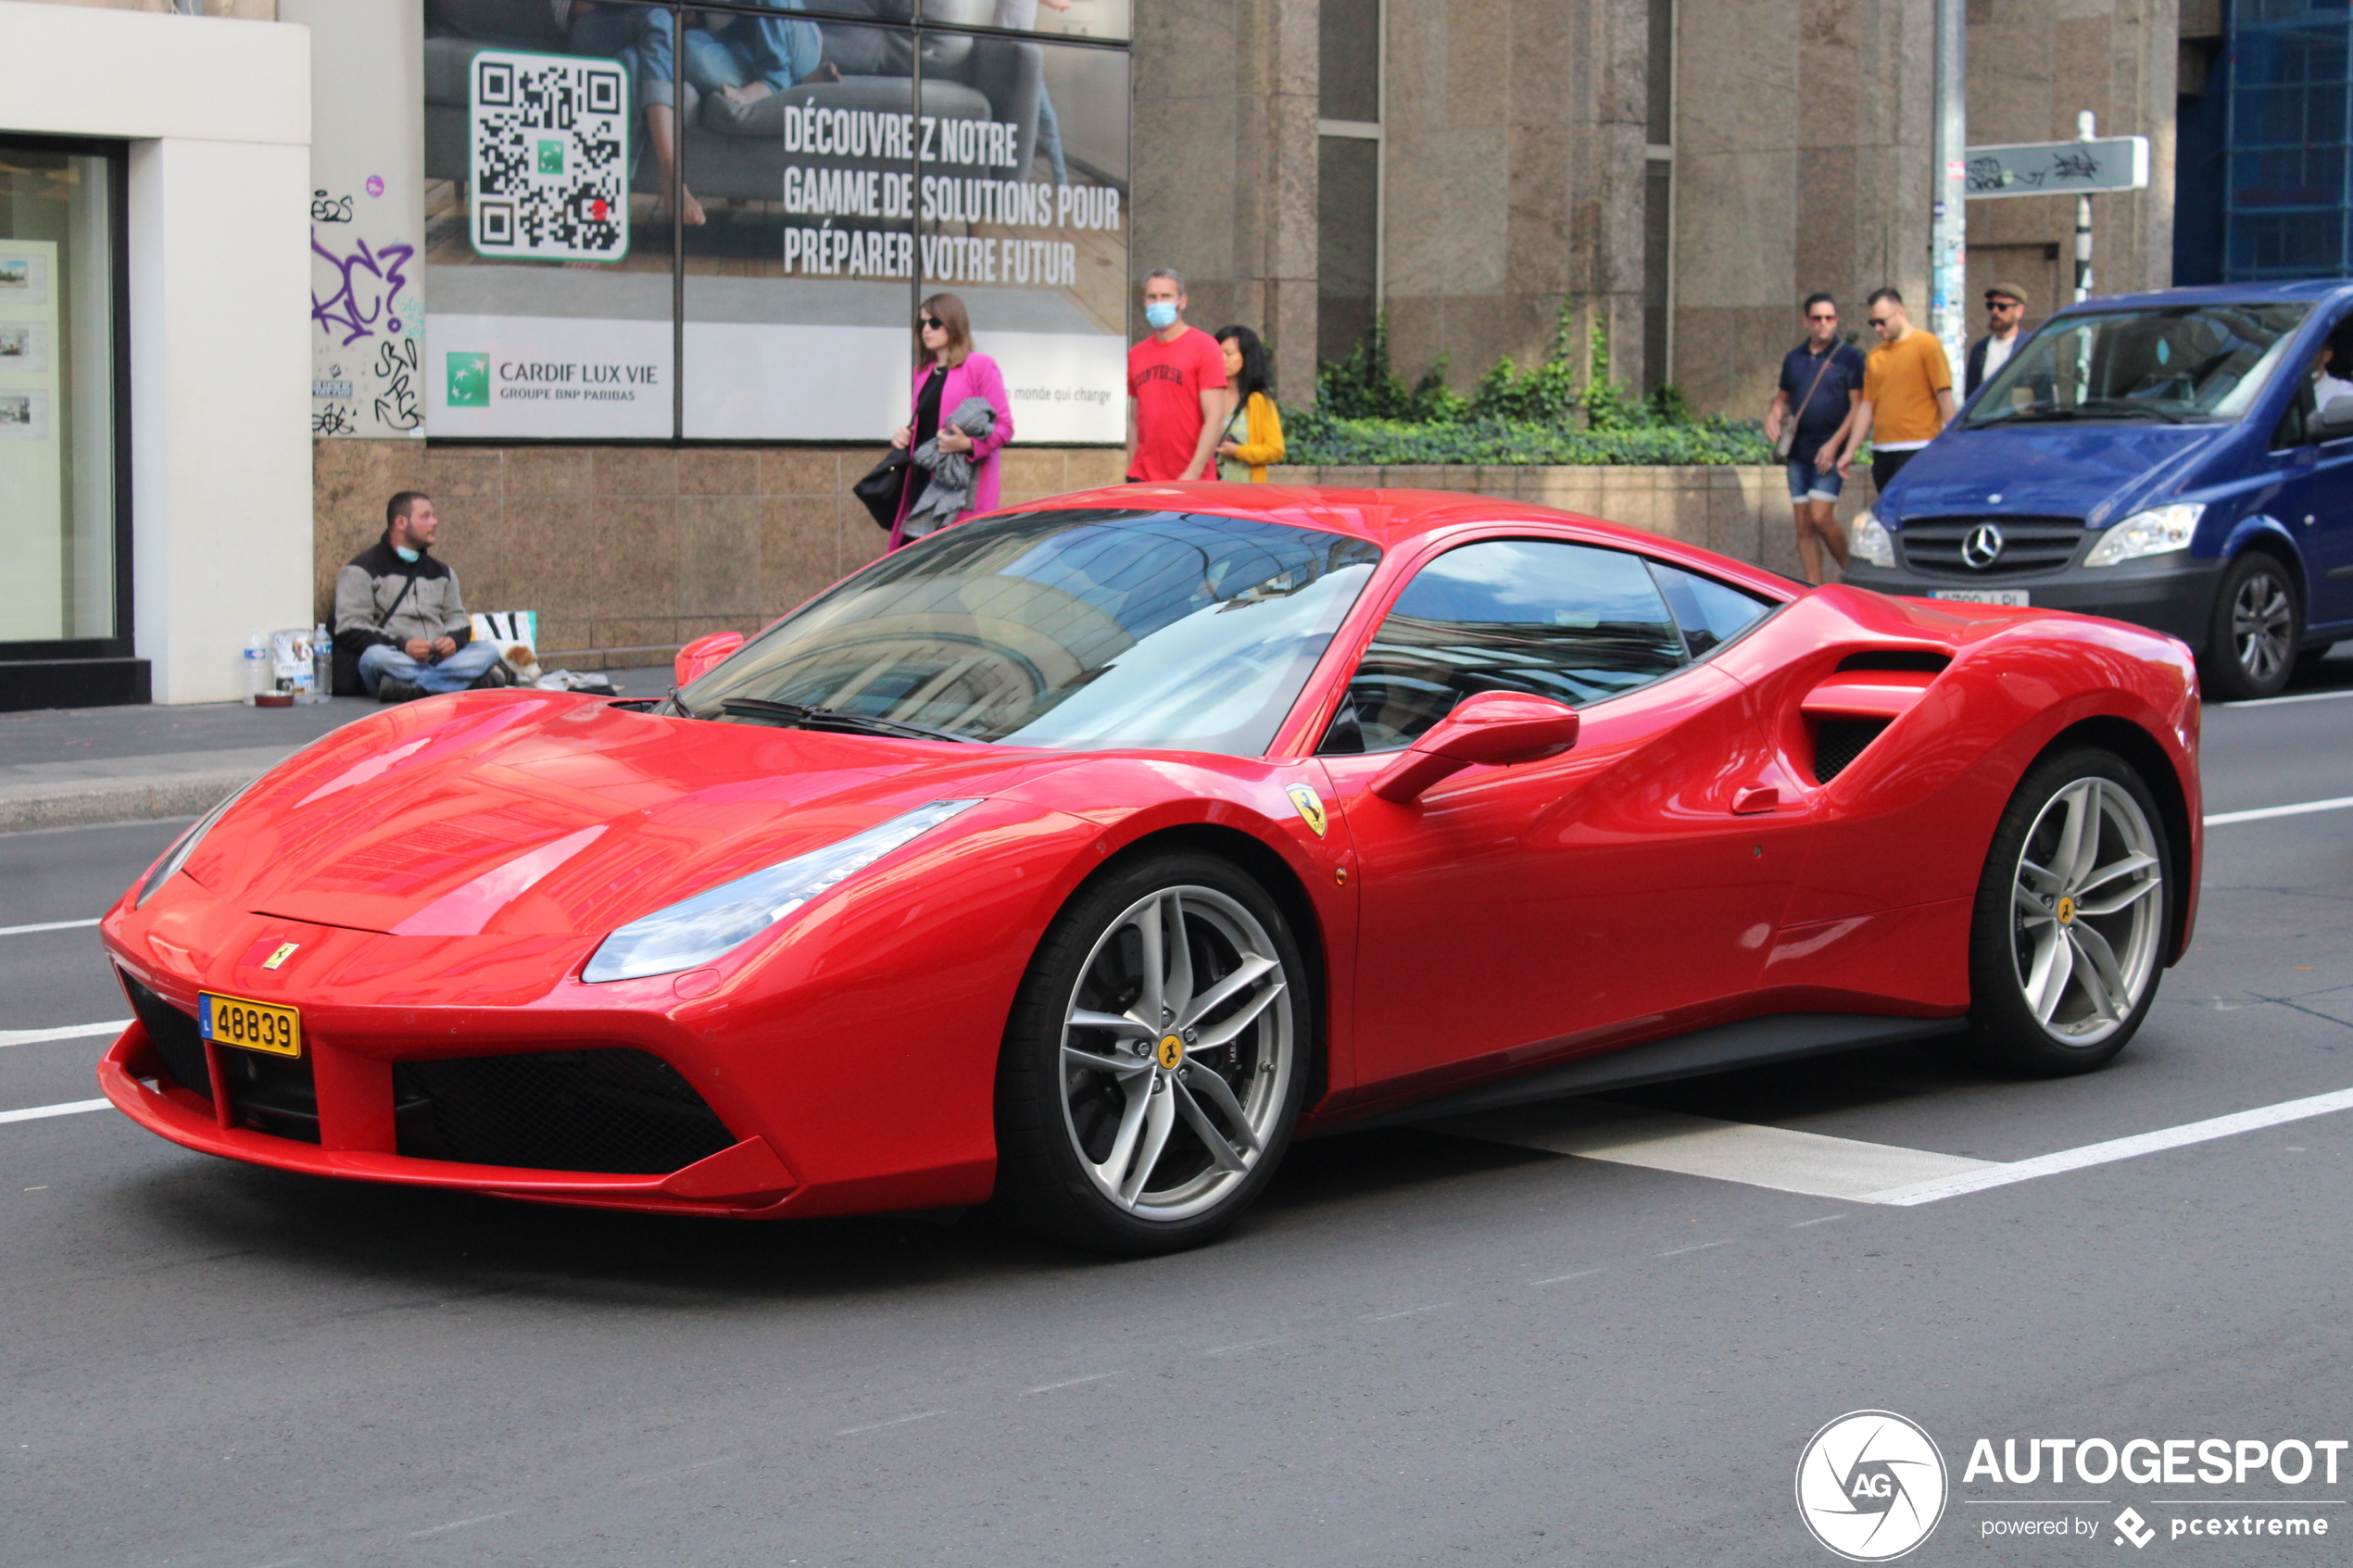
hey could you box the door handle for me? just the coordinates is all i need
[1732,785,1780,815]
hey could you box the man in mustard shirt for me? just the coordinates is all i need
[1835,287,1957,494]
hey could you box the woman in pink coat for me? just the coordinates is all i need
[888,293,1014,548]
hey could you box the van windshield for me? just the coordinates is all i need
[1961,301,2311,428]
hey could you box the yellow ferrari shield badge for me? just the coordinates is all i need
[261,942,300,971]
[1156,1035,1187,1071]
[1286,783,1328,838]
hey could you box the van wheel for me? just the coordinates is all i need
[2202,553,2299,701]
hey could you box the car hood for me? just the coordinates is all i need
[1886,422,2226,523]
[182,692,1079,937]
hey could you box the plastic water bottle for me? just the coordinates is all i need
[312,622,333,700]
[242,632,271,703]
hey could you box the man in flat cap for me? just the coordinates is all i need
[1965,283,2030,397]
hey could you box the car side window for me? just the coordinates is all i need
[1319,538,1688,755]
[1646,561,1775,657]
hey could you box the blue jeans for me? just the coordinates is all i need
[683,8,823,94]
[571,4,677,110]
[1785,452,1844,502]
[359,640,502,696]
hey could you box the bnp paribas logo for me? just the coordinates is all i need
[447,352,489,408]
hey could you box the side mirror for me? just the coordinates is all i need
[674,631,745,689]
[1371,691,1581,804]
[2320,395,2353,440]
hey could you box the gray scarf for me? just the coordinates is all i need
[903,395,997,538]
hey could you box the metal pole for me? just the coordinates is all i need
[2073,109,2095,302]
[1930,0,1968,368]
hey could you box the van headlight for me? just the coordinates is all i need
[1851,508,1895,568]
[582,799,981,983]
[2084,503,2202,567]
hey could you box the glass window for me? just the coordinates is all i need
[0,143,118,644]
[1321,539,1687,754]
[1646,561,1771,656]
[422,0,678,437]
[1962,301,2313,428]
[1317,136,1378,366]
[676,508,1382,754]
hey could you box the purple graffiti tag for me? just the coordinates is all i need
[311,230,416,347]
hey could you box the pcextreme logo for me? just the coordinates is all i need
[1796,1411,1950,1562]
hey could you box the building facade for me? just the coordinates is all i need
[2,0,2186,707]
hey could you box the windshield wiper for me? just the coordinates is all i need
[1979,402,2188,427]
[717,696,977,744]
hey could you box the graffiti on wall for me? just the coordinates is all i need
[309,186,423,438]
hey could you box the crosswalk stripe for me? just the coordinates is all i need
[0,1020,128,1048]
[0,1098,111,1126]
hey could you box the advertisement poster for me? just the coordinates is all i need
[421,1,1127,443]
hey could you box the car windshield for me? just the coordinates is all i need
[675,508,1383,755]
[1962,300,2311,428]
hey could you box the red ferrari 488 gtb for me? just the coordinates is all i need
[100,487,2200,1252]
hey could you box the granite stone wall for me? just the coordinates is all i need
[311,439,1126,670]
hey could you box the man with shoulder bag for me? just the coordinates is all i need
[333,492,510,702]
[1766,293,1867,584]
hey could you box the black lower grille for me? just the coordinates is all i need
[1815,718,1891,783]
[1897,516,2084,578]
[393,1048,736,1174]
[120,972,210,1101]
[219,1048,321,1143]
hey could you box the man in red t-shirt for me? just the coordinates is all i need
[1126,268,1229,482]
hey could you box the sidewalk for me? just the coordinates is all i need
[0,668,672,834]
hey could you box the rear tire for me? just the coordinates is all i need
[992,852,1311,1255]
[2201,552,2300,701]
[1966,747,2172,1076]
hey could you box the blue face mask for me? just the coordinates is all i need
[394,546,420,563]
[1143,301,1179,331]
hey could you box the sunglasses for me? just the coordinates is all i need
[919,316,946,330]
[1806,313,1837,322]
[1867,315,1895,328]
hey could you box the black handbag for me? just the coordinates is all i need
[852,449,912,530]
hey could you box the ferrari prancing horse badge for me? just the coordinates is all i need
[1286,784,1327,838]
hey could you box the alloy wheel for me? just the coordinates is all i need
[1057,885,1293,1222]
[2231,569,2295,687]
[2007,777,2165,1046]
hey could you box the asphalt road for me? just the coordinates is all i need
[5,660,2353,1567]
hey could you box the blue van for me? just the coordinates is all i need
[1841,281,2353,699]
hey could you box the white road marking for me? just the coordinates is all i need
[406,1510,520,1538]
[1530,1269,1603,1286]
[0,1098,109,1125]
[0,1020,127,1048]
[1362,1302,1455,1322]
[1202,1337,1289,1357]
[0,917,100,937]
[1435,1101,1999,1201]
[837,1410,947,1436]
[2219,687,2353,709]
[2205,795,2353,826]
[1790,1213,1850,1227]
[1656,1239,1733,1257]
[623,1456,740,1486]
[1023,1372,1121,1396]
[1865,1085,2353,1204]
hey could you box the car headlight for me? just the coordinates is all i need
[2084,502,2203,567]
[582,799,981,983]
[1851,508,1895,568]
[134,779,257,906]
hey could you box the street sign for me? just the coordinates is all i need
[1965,135,2150,198]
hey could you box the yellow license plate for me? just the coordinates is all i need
[199,993,303,1059]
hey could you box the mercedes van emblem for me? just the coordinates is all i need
[1962,522,2006,569]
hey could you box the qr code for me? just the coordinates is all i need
[470,50,630,262]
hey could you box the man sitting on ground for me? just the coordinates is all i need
[333,492,508,702]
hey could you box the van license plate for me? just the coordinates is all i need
[1931,589,2029,607]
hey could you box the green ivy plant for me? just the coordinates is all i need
[1295,304,1770,467]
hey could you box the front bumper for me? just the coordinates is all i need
[1843,552,2225,647]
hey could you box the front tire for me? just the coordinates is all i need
[993,852,1311,1255]
[2202,552,2300,701]
[1966,747,2172,1075]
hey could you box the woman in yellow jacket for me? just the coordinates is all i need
[1214,325,1286,482]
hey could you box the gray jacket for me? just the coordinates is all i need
[331,533,471,694]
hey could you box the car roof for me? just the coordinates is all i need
[2054,279,2353,314]
[1021,482,1718,554]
